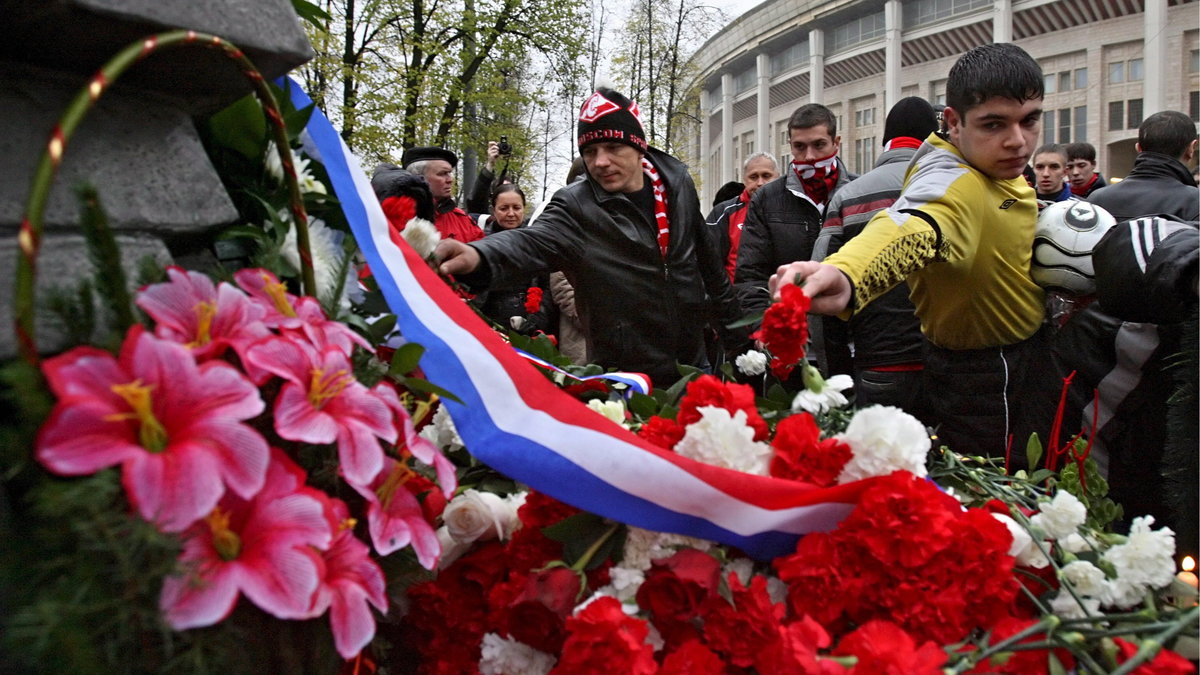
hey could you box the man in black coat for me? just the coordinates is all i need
[735,103,855,316]
[1089,111,1198,222]
[435,87,743,386]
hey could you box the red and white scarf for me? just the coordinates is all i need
[790,151,839,206]
[882,136,924,152]
[642,157,670,257]
[1070,172,1100,197]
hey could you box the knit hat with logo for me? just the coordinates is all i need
[577,88,648,153]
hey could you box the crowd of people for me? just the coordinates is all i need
[373,43,1198,548]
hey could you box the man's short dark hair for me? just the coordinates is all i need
[1138,111,1197,159]
[1065,142,1097,163]
[1033,143,1066,161]
[946,43,1043,116]
[788,103,837,136]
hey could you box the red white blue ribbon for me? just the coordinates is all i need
[283,78,871,559]
[511,348,652,398]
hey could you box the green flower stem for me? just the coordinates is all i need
[570,522,620,573]
[1109,607,1199,675]
[14,30,314,368]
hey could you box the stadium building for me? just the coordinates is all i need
[692,0,1199,205]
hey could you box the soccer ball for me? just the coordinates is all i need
[1030,201,1117,294]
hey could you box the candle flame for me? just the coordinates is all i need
[1183,556,1196,572]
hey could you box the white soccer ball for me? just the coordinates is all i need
[1030,201,1117,294]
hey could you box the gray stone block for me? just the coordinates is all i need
[0,232,173,359]
[0,0,314,112]
[0,60,239,234]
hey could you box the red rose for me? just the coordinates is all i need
[770,412,852,486]
[638,415,686,450]
[834,620,946,674]
[552,597,657,674]
[1112,637,1196,675]
[504,567,582,653]
[677,375,769,441]
[660,640,726,674]
[752,283,811,376]
[524,286,544,314]
[635,549,721,647]
[701,574,784,668]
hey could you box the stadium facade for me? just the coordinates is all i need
[692,0,1199,205]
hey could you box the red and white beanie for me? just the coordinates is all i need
[577,88,648,153]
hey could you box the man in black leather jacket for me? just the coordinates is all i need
[435,87,744,386]
[1089,110,1198,222]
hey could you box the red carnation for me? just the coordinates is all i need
[701,574,785,668]
[755,615,842,674]
[552,596,657,674]
[770,412,852,486]
[677,375,768,441]
[1112,638,1195,675]
[524,287,544,314]
[753,283,811,377]
[661,640,726,674]
[638,415,686,450]
[967,616,1077,674]
[834,620,946,674]
[636,549,721,647]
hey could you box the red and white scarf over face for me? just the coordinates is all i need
[790,151,839,206]
[641,157,670,257]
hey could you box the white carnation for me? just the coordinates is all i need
[1030,491,1088,540]
[604,566,646,602]
[722,558,755,586]
[621,527,713,571]
[735,350,768,376]
[1101,516,1176,608]
[1050,591,1101,619]
[1060,532,1100,554]
[400,217,441,260]
[587,399,627,426]
[1060,560,1108,597]
[992,513,1050,568]
[835,405,931,483]
[675,406,772,476]
[479,633,556,675]
[281,218,356,310]
[766,576,789,605]
[792,368,853,415]
[443,489,520,544]
[420,405,463,450]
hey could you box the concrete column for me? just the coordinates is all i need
[699,87,711,206]
[809,28,825,104]
[993,0,1013,43]
[757,52,771,158]
[721,71,734,183]
[1143,0,1167,115]
[884,0,902,113]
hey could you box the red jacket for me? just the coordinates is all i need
[435,200,484,243]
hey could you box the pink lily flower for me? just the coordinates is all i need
[245,336,394,486]
[374,382,457,499]
[233,268,369,355]
[160,449,333,628]
[135,266,271,365]
[36,326,269,532]
[311,499,388,659]
[349,454,441,568]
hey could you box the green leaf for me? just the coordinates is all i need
[205,94,267,160]
[726,311,764,329]
[389,342,425,376]
[1026,469,1056,484]
[543,514,623,570]
[626,392,659,419]
[284,103,316,143]
[542,512,607,543]
[399,377,462,404]
[216,225,270,242]
[1025,432,1044,471]
[290,0,331,27]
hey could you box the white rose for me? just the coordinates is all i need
[436,526,472,570]
[836,405,931,483]
[992,513,1050,568]
[443,489,518,544]
[587,399,627,426]
[1030,491,1087,540]
[735,350,768,376]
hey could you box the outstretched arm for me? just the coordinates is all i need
[769,261,853,315]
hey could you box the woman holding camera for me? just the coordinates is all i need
[465,139,513,215]
[472,184,558,337]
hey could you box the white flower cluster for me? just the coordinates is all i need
[264,142,328,196]
[1031,491,1088,540]
[835,405,931,483]
[479,632,556,675]
[674,406,772,476]
[419,405,463,451]
[587,399,627,427]
[400,217,440,260]
[792,365,853,415]
[735,350,768,376]
[1100,516,1177,608]
[281,218,357,310]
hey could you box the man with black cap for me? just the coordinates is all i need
[401,146,484,243]
[809,97,939,415]
[435,87,744,386]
